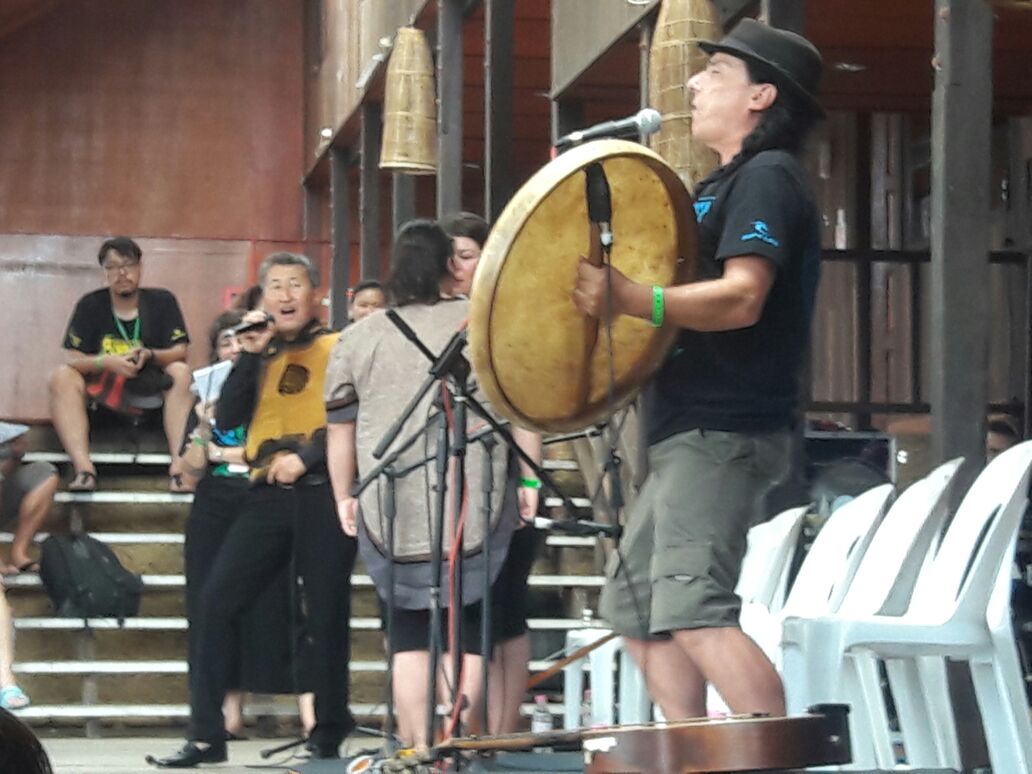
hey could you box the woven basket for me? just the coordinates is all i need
[380,27,437,174]
[648,0,721,191]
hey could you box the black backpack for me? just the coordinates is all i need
[39,533,144,620]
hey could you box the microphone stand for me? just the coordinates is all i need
[353,408,445,756]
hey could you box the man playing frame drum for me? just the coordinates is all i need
[572,19,824,719]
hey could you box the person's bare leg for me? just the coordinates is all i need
[223,691,245,736]
[297,692,315,736]
[438,652,486,737]
[162,362,194,484]
[489,634,530,734]
[7,473,59,570]
[48,365,94,478]
[393,650,432,748]
[671,627,785,716]
[623,636,708,720]
[0,590,15,688]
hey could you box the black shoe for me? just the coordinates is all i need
[305,739,340,759]
[145,741,228,768]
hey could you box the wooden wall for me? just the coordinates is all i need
[0,0,308,421]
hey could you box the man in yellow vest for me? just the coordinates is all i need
[149,253,356,768]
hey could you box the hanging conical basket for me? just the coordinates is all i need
[648,0,721,192]
[380,27,437,175]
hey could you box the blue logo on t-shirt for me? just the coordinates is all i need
[693,197,715,223]
[741,220,780,247]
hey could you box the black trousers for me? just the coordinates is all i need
[188,480,358,747]
[185,475,294,697]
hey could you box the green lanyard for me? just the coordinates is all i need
[113,315,141,346]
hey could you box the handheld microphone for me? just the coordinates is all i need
[231,313,274,336]
[531,516,622,540]
[555,108,662,150]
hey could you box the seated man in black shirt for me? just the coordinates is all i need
[48,237,193,491]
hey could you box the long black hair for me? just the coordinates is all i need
[0,709,53,774]
[385,219,453,307]
[698,59,821,188]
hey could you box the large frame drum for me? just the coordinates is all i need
[469,139,697,433]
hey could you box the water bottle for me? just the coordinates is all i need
[579,689,593,728]
[530,694,553,752]
[530,694,553,733]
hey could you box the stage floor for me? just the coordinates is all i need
[41,733,384,773]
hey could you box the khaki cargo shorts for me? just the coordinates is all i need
[599,428,793,638]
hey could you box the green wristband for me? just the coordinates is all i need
[519,477,541,490]
[651,285,665,328]
[94,355,105,371]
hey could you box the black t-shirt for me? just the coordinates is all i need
[644,149,821,445]
[62,288,190,356]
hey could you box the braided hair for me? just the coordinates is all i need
[697,59,820,189]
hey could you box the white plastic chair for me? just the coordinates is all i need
[780,459,962,769]
[707,505,809,715]
[735,505,809,612]
[577,506,812,724]
[781,440,1032,774]
[743,484,895,664]
[562,628,649,728]
[708,486,892,717]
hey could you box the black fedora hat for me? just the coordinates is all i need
[700,18,824,118]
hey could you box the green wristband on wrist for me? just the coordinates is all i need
[519,477,541,490]
[651,285,665,328]
[94,355,104,371]
[190,434,206,448]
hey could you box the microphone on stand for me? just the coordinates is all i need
[555,107,662,151]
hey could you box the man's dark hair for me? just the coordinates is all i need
[207,309,245,363]
[0,708,54,774]
[699,59,821,187]
[352,279,385,296]
[97,236,143,265]
[440,211,490,249]
[385,219,452,307]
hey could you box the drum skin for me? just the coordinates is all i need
[469,139,697,433]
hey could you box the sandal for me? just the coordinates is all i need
[68,470,98,492]
[0,684,30,710]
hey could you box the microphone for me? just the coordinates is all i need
[231,313,273,335]
[555,108,662,150]
[531,516,622,540]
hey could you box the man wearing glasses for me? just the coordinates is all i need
[49,237,194,492]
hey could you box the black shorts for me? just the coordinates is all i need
[381,527,542,655]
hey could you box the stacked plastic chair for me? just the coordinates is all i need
[782,441,1032,772]
[779,459,962,768]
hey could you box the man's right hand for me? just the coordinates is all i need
[104,353,144,378]
[237,310,276,353]
[337,497,359,536]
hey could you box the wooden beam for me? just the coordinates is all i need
[484,0,514,222]
[437,0,464,216]
[329,148,352,329]
[360,103,383,280]
[929,0,993,481]
[391,173,416,242]
[761,0,806,32]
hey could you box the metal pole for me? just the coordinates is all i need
[360,102,383,280]
[329,147,352,329]
[437,0,464,217]
[484,0,514,222]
